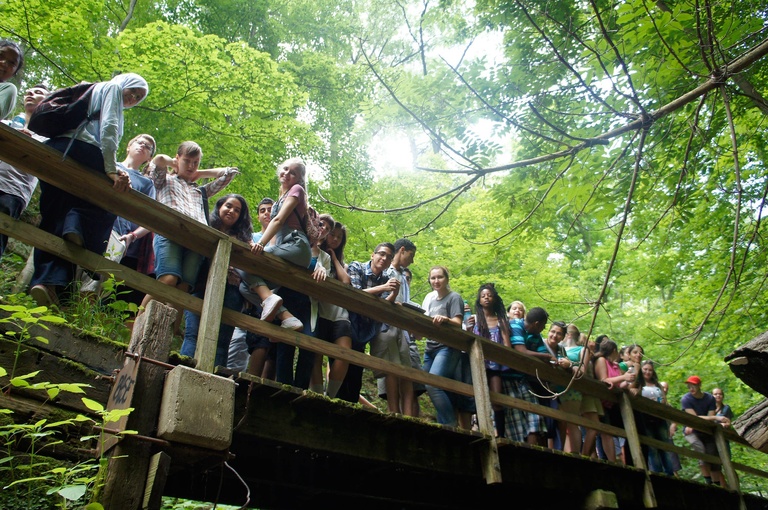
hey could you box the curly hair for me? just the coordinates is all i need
[474,283,510,339]
[210,194,253,243]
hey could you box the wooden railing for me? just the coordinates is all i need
[0,123,766,508]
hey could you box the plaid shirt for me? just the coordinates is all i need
[149,164,237,224]
[347,260,393,299]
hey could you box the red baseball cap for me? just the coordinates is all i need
[686,375,702,385]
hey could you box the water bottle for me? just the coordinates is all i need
[10,114,25,129]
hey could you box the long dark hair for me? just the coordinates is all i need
[210,194,253,243]
[321,221,347,266]
[633,360,659,389]
[474,283,510,339]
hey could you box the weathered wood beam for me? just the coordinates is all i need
[725,329,768,398]
[732,398,768,453]
[194,238,231,373]
[100,300,176,509]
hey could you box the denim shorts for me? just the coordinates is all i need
[153,234,205,287]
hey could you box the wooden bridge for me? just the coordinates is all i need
[1,124,767,510]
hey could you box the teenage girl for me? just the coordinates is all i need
[593,339,636,463]
[422,266,466,427]
[0,39,23,120]
[473,283,511,438]
[180,194,253,367]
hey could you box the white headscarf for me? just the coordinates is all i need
[110,72,149,108]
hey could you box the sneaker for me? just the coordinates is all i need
[260,294,283,322]
[280,317,303,331]
[30,284,59,307]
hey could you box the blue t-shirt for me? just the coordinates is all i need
[112,166,156,258]
[506,318,544,379]
[681,391,716,438]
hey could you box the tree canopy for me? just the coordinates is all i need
[1,0,767,422]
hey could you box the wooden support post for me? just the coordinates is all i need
[195,238,232,373]
[468,337,502,484]
[713,426,746,510]
[619,393,657,508]
[99,300,177,510]
[143,451,171,510]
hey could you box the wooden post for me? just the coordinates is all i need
[99,300,177,509]
[143,451,171,510]
[713,425,746,510]
[619,393,657,508]
[467,337,502,484]
[195,238,232,373]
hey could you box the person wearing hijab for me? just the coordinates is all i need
[29,73,149,307]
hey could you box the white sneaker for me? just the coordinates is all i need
[280,317,303,331]
[260,294,283,322]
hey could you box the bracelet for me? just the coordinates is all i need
[129,232,137,240]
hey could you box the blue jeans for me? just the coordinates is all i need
[643,416,675,476]
[180,282,243,368]
[0,191,24,259]
[423,345,462,426]
[273,286,314,389]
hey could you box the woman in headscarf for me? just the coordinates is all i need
[29,73,149,306]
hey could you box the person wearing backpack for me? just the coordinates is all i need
[29,73,149,307]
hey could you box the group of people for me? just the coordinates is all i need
[0,39,735,485]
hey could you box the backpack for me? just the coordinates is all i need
[28,82,99,138]
[294,205,323,246]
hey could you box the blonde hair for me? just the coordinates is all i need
[508,300,526,315]
[277,157,307,189]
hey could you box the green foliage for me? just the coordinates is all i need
[61,274,138,344]
[0,301,67,384]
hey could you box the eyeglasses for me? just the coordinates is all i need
[135,140,154,152]
[127,90,143,103]
[374,251,393,260]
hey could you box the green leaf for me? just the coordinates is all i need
[58,383,91,393]
[81,398,104,412]
[10,378,30,388]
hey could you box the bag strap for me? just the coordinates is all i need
[293,207,308,237]
[60,109,100,161]
[200,186,210,225]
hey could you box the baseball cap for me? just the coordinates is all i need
[686,375,702,385]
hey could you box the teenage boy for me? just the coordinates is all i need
[372,238,417,415]
[336,242,400,404]
[139,141,239,326]
[80,134,158,303]
[503,306,552,445]
[682,375,729,486]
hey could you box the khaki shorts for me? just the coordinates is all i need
[370,326,411,378]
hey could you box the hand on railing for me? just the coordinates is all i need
[109,169,132,192]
